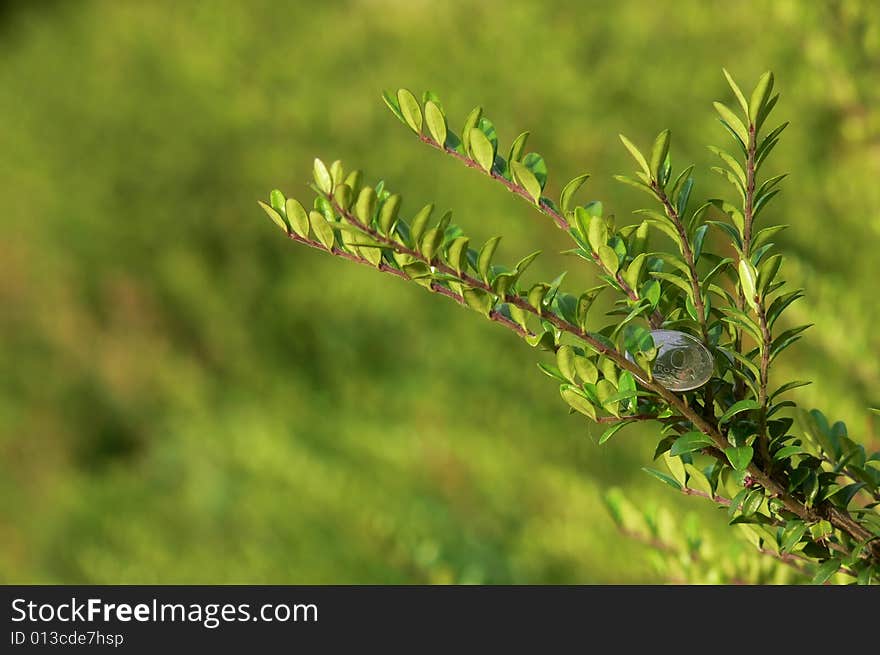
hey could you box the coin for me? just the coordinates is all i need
[626,329,714,392]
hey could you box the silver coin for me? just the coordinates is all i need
[626,329,714,392]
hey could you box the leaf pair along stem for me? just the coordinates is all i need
[416,133,666,329]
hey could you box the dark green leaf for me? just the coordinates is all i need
[724,445,754,470]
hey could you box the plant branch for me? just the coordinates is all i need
[417,133,665,328]
[651,183,709,344]
[323,194,880,565]
[284,231,533,339]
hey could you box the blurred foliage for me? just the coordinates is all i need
[0,0,878,583]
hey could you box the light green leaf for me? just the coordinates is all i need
[477,236,502,281]
[738,259,759,311]
[650,129,670,182]
[713,101,750,145]
[508,131,529,164]
[313,158,333,194]
[749,71,774,124]
[258,200,289,233]
[309,210,335,250]
[397,88,422,134]
[420,226,443,261]
[409,204,434,245]
[462,287,493,317]
[556,345,578,382]
[619,134,650,175]
[599,420,633,445]
[587,215,608,252]
[722,68,749,115]
[382,89,405,123]
[663,451,687,485]
[598,244,619,274]
[574,356,599,384]
[560,384,597,419]
[461,106,482,154]
[447,236,470,274]
[510,161,542,204]
[469,127,496,172]
[684,463,714,497]
[560,173,590,213]
[285,198,309,238]
[424,100,447,147]
[355,187,377,226]
[378,193,400,235]
[623,252,646,290]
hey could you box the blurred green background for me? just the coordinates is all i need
[1,0,878,583]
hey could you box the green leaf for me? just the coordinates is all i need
[515,250,541,275]
[424,100,447,147]
[447,236,470,274]
[258,200,289,233]
[722,68,749,115]
[270,189,286,217]
[623,252,646,290]
[409,204,434,245]
[719,399,760,424]
[724,445,754,470]
[622,324,654,355]
[469,127,496,172]
[354,186,377,227]
[599,420,633,444]
[613,175,658,198]
[772,445,806,462]
[508,131,529,164]
[378,193,401,235]
[285,198,309,238]
[587,215,608,252]
[619,134,650,176]
[663,452,687,484]
[420,226,443,261]
[671,432,715,456]
[309,210,335,250]
[598,244,619,274]
[650,129,670,182]
[713,101,749,146]
[780,522,808,553]
[461,106,482,154]
[556,345,578,382]
[575,356,599,384]
[382,90,405,123]
[313,158,333,194]
[738,259,759,311]
[811,559,840,585]
[684,463,714,497]
[397,88,422,134]
[560,384,597,419]
[510,161,542,204]
[462,288,494,317]
[642,467,682,490]
[477,236,502,281]
[522,152,548,189]
[748,71,774,124]
[560,173,590,213]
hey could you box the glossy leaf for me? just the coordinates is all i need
[397,88,423,134]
